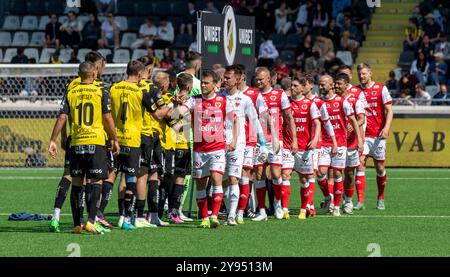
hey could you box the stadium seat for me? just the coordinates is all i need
[29,32,45,46]
[59,16,68,25]
[113,49,131,63]
[77,15,90,26]
[172,33,192,49]
[0,32,12,47]
[336,51,353,66]
[98,48,112,59]
[3,48,18,63]
[59,48,73,63]
[0,49,3,63]
[21,16,38,30]
[128,17,146,32]
[120,32,137,48]
[398,50,415,70]
[116,16,128,31]
[39,48,56,63]
[132,49,148,60]
[280,50,295,65]
[98,16,106,23]
[24,48,39,61]
[12,32,30,47]
[38,16,50,31]
[3,16,21,30]
[426,85,440,98]
[154,49,164,61]
[155,2,171,16]
[285,34,301,50]
[269,33,286,49]
[76,48,91,61]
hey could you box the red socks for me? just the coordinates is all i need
[333,177,344,207]
[196,190,209,219]
[377,171,387,200]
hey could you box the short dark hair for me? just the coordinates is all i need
[201,70,219,83]
[177,73,193,90]
[85,51,105,63]
[335,73,350,83]
[340,65,352,72]
[294,73,315,85]
[126,60,145,76]
[186,51,202,68]
[79,62,95,78]
[225,65,243,76]
[235,64,246,72]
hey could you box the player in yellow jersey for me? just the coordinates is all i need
[49,51,108,233]
[162,73,193,224]
[110,60,163,230]
[49,62,119,234]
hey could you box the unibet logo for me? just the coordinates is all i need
[67,0,81,8]
[223,6,236,65]
[366,0,381,8]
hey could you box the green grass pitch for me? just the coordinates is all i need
[0,168,449,257]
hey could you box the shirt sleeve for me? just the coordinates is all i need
[310,102,321,120]
[358,91,368,110]
[101,88,111,114]
[319,104,329,121]
[245,97,263,136]
[141,91,153,112]
[343,99,354,117]
[355,99,365,115]
[183,96,195,113]
[59,92,69,115]
[256,93,268,114]
[280,91,291,110]
[382,86,393,105]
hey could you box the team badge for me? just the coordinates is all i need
[270,96,277,101]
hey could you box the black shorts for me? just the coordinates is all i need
[140,133,163,174]
[174,149,191,175]
[64,136,72,169]
[115,146,141,176]
[70,145,108,179]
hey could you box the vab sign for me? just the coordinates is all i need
[366,0,381,8]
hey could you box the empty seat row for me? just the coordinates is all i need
[0,47,151,64]
[0,31,45,47]
[2,15,129,31]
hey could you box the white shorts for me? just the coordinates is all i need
[282,149,295,171]
[224,145,245,180]
[192,150,226,179]
[243,146,255,170]
[254,142,283,167]
[346,149,360,168]
[363,137,386,161]
[318,146,347,170]
[294,150,315,175]
[313,148,321,172]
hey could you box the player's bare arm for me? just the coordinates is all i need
[102,113,120,156]
[283,108,298,154]
[48,113,67,158]
[380,104,393,139]
[308,118,321,150]
[348,114,364,153]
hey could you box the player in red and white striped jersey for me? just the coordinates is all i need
[334,73,366,215]
[301,74,337,216]
[176,70,239,228]
[284,76,322,220]
[357,63,393,210]
[318,75,363,216]
[252,67,297,221]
